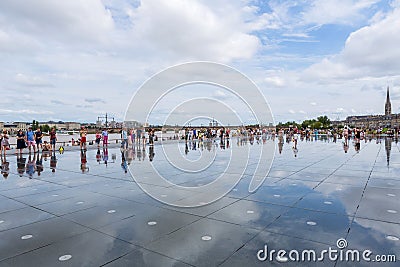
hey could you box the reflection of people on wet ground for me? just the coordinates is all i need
[220,140,225,149]
[142,146,146,161]
[185,143,189,155]
[137,146,142,161]
[96,148,101,163]
[205,141,212,151]
[385,138,392,166]
[42,149,51,162]
[292,147,298,157]
[80,152,88,172]
[148,146,155,162]
[343,137,349,153]
[226,139,230,148]
[36,153,43,176]
[1,154,9,179]
[102,148,108,166]
[121,151,128,173]
[17,154,26,177]
[80,150,89,173]
[50,151,57,173]
[42,141,51,152]
[192,141,197,150]
[278,137,284,154]
[127,148,133,164]
[26,153,36,178]
[285,134,291,143]
[132,145,136,161]
[354,138,361,153]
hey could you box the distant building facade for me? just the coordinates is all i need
[39,121,65,130]
[1,122,29,133]
[339,86,400,129]
[124,120,142,128]
[65,122,81,130]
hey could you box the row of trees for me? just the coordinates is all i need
[277,116,332,129]
[32,120,53,133]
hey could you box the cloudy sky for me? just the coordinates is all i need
[1,0,399,125]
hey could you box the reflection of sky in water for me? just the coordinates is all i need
[0,136,399,264]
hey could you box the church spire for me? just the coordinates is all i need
[385,86,392,116]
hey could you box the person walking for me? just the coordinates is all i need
[102,128,108,147]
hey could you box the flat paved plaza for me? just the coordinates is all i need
[0,137,399,266]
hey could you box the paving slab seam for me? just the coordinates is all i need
[217,146,365,266]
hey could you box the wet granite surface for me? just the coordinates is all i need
[0,137,399,266]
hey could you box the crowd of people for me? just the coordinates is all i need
[2,123,397,178]
[0,127,57,156]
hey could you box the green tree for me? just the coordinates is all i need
[312,121,323,129]
[40,124,50,133]
[302,119,316,129]
[277,121,299,128]
[317,116,331,128]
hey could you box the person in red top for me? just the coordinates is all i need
[80,126,87,150]
[49,127,57,151]
[95,131,101,148]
